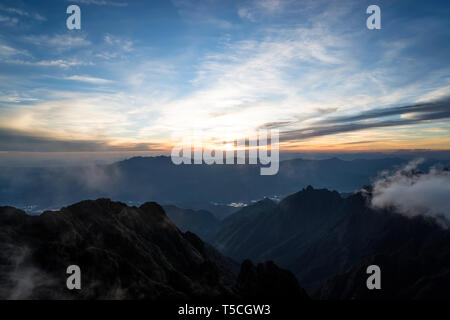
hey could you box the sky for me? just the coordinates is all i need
[0,0,449,163]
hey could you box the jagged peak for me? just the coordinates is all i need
[139,201,166,216]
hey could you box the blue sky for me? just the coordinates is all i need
[0,0,449,157]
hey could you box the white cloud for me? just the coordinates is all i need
[0,5,46,21]
[0,38,89,69]
[104,34,133,52]
[0,42,28,58]
[238,0,297,21]
[371,159,450,227]
[237,7,255,21]
[0,92,38,104]
[0,91,135,142]
[7,59,91,69]
[415,85,450,103]
[0,14,18,26]
[257,0,288,12]
[145,24,350,137]
[172,0,234,29]
[65,75,113,84]
[23,34,91,51]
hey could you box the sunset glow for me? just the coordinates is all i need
[0,0,449,163]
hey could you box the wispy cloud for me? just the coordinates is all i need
[238,0,303,21]
[245,0,287,13]
[69,0,128,7]
[144,23,351,138]
[23,34,91,51]
[64,75,113,84]
[0,14,18,26]
[324,98,450,123]
[0,42,28,58]
[0,128,162,152]
[104,34,133,52]
[0,5,46,21]
[7,59,91,68]
[0,91,141,143]
[172,0,234,29]
[0,90,38,103]
[279,97,450,142]
[0,94,38,104]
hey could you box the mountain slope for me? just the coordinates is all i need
[210,186,450,293]
[163,205,219,240]
[211,187,347,267]
[0,199,307,301]
[315,219,450,299]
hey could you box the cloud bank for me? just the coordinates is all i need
[371,159,450,226]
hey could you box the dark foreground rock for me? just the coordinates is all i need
[0,199,308,301]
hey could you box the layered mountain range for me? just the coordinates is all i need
[171,185,450,299]
[3,156,446,213]
[1,156,449,300]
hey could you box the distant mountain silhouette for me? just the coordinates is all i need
[0,199,307,301]
[3,156,443,213]
[209,186,450,298]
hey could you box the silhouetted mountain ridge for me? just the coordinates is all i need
[0,198,307,301]
[209,185,450,298]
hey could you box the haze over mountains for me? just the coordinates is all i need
[1,156,448,216]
